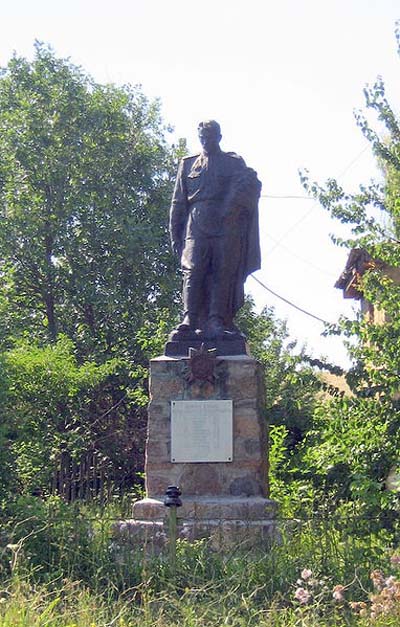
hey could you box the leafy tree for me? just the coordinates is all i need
[0,42,181,360]
[300,24,400,394]
[1,337,115,496]
[295,23,400,523]
[0,43,187,499]
[236,299,322,514]
[303,395,400,523]
[1,335,155,501]
[0,45,324,505]
[237,300,319,449]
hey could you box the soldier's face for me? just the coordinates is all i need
[198,126,221,153]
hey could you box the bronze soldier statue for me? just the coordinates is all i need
[167,120,261,353]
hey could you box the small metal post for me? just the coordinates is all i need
[164,485,182,581]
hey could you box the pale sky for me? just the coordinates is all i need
[2,0,400,367]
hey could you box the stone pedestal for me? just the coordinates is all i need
[123,354,277,550]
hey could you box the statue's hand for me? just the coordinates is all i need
[172,240,183,258]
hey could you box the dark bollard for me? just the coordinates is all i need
[164,485,182,580]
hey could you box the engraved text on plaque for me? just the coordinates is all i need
[171,400,233,463]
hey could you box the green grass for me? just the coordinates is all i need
[0,501,399,626]
[0,577,384,626]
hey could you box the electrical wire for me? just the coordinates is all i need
[248,147,370,324]
[249,273,332,325]
[264,233,337,278]
[263,145,370,259]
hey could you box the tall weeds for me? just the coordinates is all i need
[0,500,398,626]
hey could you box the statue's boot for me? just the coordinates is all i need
[176,314,197,333]
[206,316,226,339]
[169,312,198,341]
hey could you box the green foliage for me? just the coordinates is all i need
[0,44,323,514]
[135,307,178,361]
[0,336,147,498]
[0,354,14,502]
[237,300,323,515]
[299,35,400,386]
[0,42,180,359]
[0,505,395,626]
[302,396,400,522]
[0,496,143,591]
[0,43,185,503]
[238,299,319,448]
[295,23,400,523]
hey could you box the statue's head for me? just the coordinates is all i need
[198,120,222,154]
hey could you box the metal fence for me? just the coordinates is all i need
[49,449,115,503]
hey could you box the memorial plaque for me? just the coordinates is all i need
[171,400,233,463]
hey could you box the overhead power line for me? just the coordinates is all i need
[264,233,337,278]
[263,145,370,259]
[250,274,332,325]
